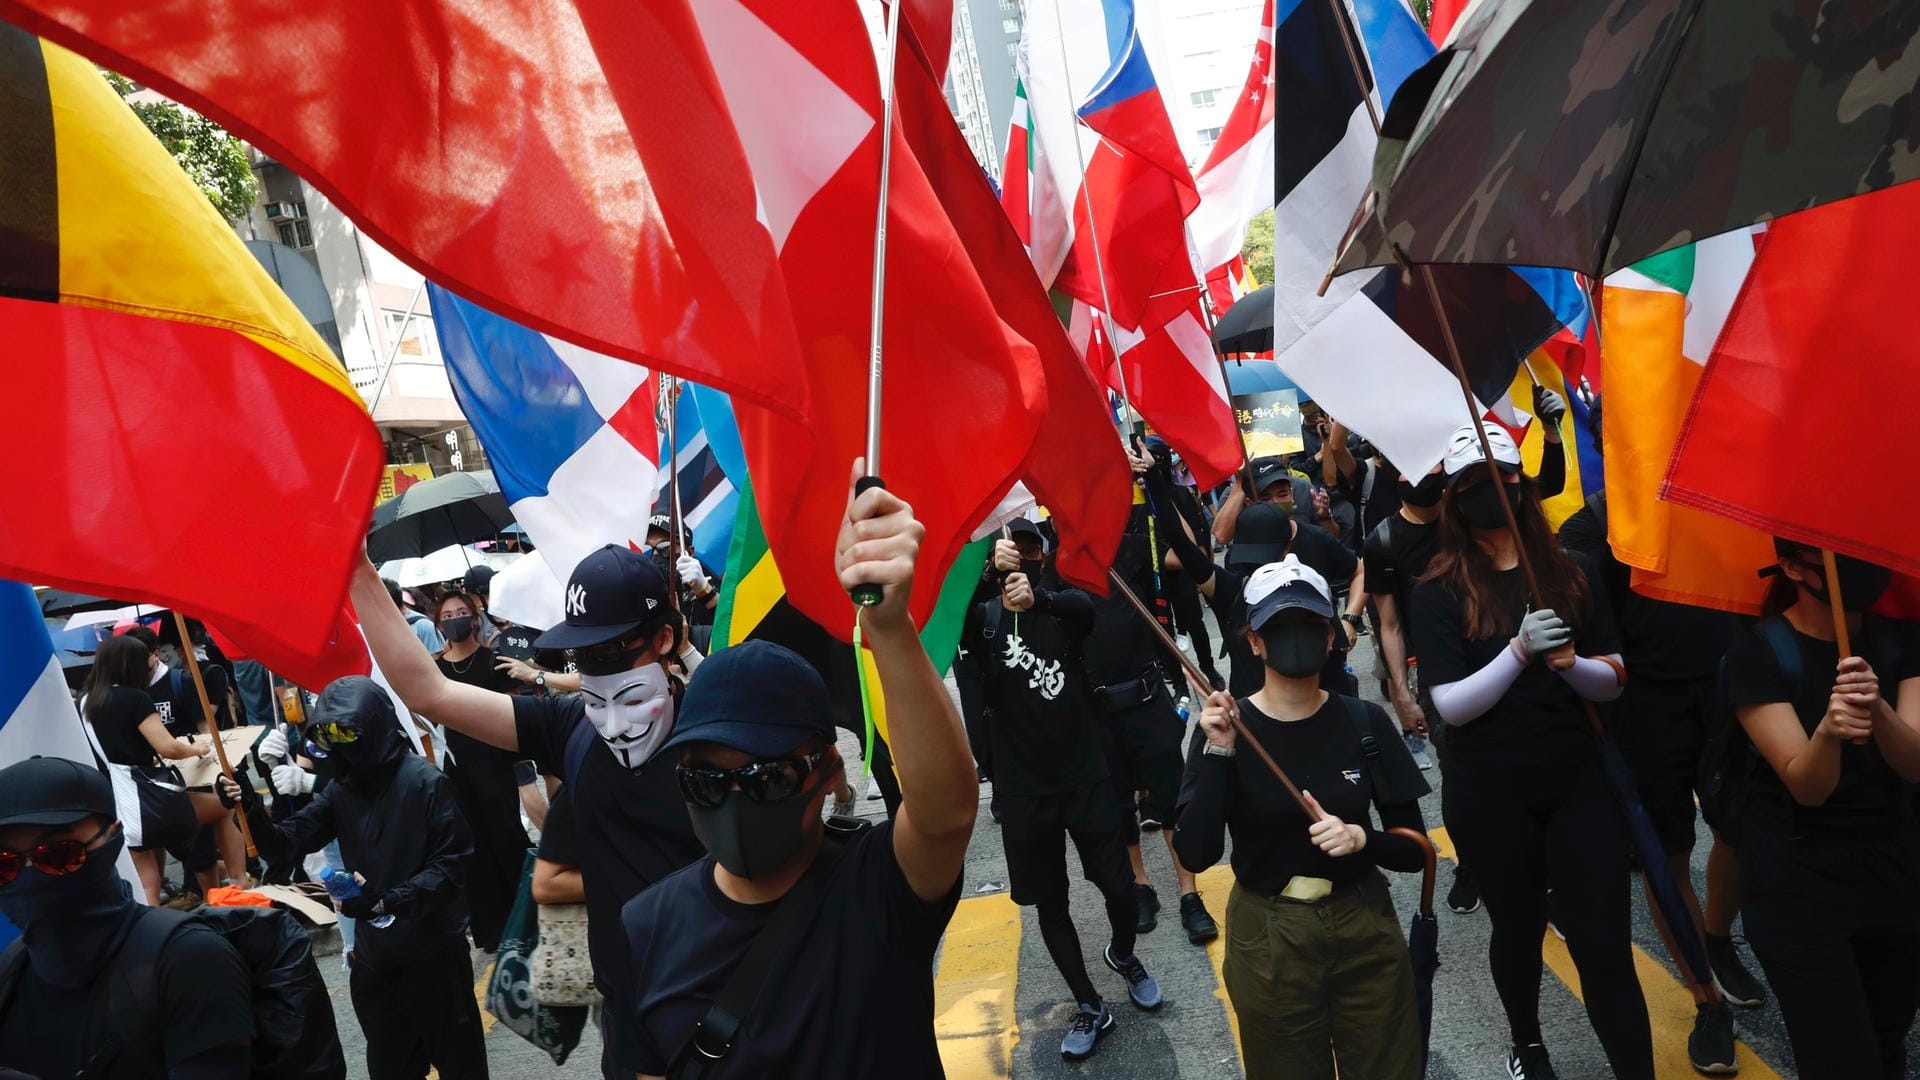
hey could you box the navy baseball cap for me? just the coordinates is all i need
[1244,556,1336,630]
[1007,518,1044,542]
[0,757,116,829]
[533,544,673,651]
[662,641,837,758]
[1250,456,1294,496]
[1227,502,1293,567]
[463,564,496,595]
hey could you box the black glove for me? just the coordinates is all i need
[338,892,385,920]
[216,768,260,813]
[1532,384,1568,427]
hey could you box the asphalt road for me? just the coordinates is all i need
[320,612,1918,1079]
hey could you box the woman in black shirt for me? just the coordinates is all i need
[1175,555,1429,1080]
[80,635,242,903]
[1409,423,1648,1080]
[1728,540,1920,1079]
[433,590,529,953]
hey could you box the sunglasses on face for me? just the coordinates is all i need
[0,821,113,887]
[314,721,360,745]
[677,749,833,809]
[572,639,647,676]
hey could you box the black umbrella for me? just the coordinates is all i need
[366,470,514,562]
[1210,284,1274,354]
[35,587,129,619]
[1389,826,1439,1062]
[1335,0,1920,279]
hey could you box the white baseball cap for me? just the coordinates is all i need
[1442,421,1522,482]
[1244,555,1334,630]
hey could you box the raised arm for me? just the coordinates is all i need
[836,465,977,902]
[349,556,519,750]
[1140,456,1218,594]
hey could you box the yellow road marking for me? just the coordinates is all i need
[935,891,1022,1079]
[474,960,498,1034]
[1195,865,1245,1071]
[1429,827,1785,1079]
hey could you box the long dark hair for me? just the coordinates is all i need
[83,635,151,723]
[1419,472,1591,641]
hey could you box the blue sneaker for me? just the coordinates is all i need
[1104,944,1163,1010]
[1060,1001,1113,1060]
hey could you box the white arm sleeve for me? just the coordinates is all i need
[1557,654,1626,702]
[1429,645,1528,727]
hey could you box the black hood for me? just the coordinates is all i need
[311,676,410,787]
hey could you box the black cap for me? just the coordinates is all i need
[463,564,496,595]
[533,544,673,650]
[661,641,836,758]
[1227,503,1293,567]
[1249,456,1292,495]
[1007,517,1043,541]
[0,757,115,829]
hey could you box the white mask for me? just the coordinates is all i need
[579,663,674,769]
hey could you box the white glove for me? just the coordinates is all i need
[258,727,289,765]
[1513,607,1573,659]
[675,552,707,589]
[271,762,315,797]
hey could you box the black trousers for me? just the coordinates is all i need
[1741,817,1920,1080]
[349,937,490,1080]
[1443,748,1652,1079]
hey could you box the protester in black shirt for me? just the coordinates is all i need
[432,590,529,954]
[0,757,253,1080]
[647,514,721,637]
[621,480,978,1079]
[1726,540,1920,1079]
[962,528,1164,1060]
[1176,555,1429,1080]
[350,541,706,1080]
[1210,455,1340,545]
[221,677,484,1080]
[1410,422,1648,1080]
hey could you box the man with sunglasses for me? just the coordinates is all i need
[349,540,706,1080]
[0,757,253,1079]
[620,478,977,1079]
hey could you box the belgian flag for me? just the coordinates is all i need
[0,28,382,688]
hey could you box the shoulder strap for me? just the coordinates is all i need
[1757,617,1803,689]
[562,713,599,789]
[1340,695,1378,760]
[0,939,26,1020]
[83,908,195,1078]
[673,831,862,1079]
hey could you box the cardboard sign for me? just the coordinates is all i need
[1233,389,1305,459]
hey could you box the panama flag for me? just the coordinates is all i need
[0,581,141,947]
[430,284,660,586]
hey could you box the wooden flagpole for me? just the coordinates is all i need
[170,612,256,859]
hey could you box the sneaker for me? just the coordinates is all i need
[1447,866,1481,915]
[831,790,855,817]
[1103,945,1163,1010]
[1134,884,1159,934]
[1688,1002,1738,1075]
[1706,933,1767,1008]
[1179,891,1218,944]
[1403,732,1433,770]
[1548,921,1565,942]
[864,777,882,800]
[1507,1043,1557,1080]
[1059,1001,1114,1060]
[1139,813,1163,831]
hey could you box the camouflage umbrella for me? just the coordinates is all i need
[1334,0,1920,278]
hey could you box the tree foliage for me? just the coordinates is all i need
[1241,209,1274,286]
[103,69,259,222]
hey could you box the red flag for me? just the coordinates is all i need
[0,0,813,422]
[1667,183,1920,578]
[1427,0,1469,44]
[718,2,1045,633]
[898,19,1130,594]
[1071,301,1243,490]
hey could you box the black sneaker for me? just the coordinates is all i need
[1507,1043,1556,1080]
[1688,1002,1738,1075]
[1447,865,1482,915]
[1138,813,1163,831]
[1706,933,1766,1008]
[1059,1001,1114,1060]
[1179,891,1218,944]
[1134,884,1159,934]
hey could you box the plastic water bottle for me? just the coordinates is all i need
[319,867,394,928]
[1176,695,1192,725]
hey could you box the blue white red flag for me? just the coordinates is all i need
[430,284,660,585]
[651,386,740,574]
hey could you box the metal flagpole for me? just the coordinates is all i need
[852,0,905,608]
[366,280,426,415]
[664,375,684,614]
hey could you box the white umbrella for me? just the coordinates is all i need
[65,603,165,630]
[378,545,519,589]
[486,549,565,633]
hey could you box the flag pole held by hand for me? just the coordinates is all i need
[171,611,256,859]
[1819,549,1869,745]
[854,0,904,609]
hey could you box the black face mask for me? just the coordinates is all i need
[0,829,139,989]
[1019,559,1046,580]
[1396,472,1446,509]
[1456,480,1518,530]
[1796,556,1893,610]
[440,616,474,644]
[687,772,827,879]
[1258,620,1329,679]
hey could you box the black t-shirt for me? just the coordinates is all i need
[1339,459,1402,553]
[1409,557,1621,768]
[91,686,162,769]
[1174,696,1428,892]
[438,649,523,798]
[148,663,230,738]
[965,589,1109,797]
[0,921,254,1079]
[1364,514,1439,647]
[1723,618,1920,837]
[1557,499,1738,684]
[622,822,961,1078]
[537,783,578,867]
[512,694,703,997]
[1084,530,1164,685]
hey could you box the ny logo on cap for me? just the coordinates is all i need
[567,584,587,618]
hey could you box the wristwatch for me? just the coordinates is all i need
[1341,613,1363,630]
[534,671,547,691]
[1203,742,1237,758]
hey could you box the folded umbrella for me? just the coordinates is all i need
[1387,826,1439,1063]
[366,470,513,562]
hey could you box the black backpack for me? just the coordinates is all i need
[1700,615,1903,843]
[0,906,345,1080]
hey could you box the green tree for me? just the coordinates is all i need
[1241,208,1274,286]
[102,69,258,222]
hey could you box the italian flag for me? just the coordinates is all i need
[1600,233,1774,613]
[1002,76,1032,249]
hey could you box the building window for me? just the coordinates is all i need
[1002,16,1019,33]
[1199,126,1223,144]
[1006,41,1018,60]
[1191,89,1218,108]
[386,310,432,359]
[275,218,313,249]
